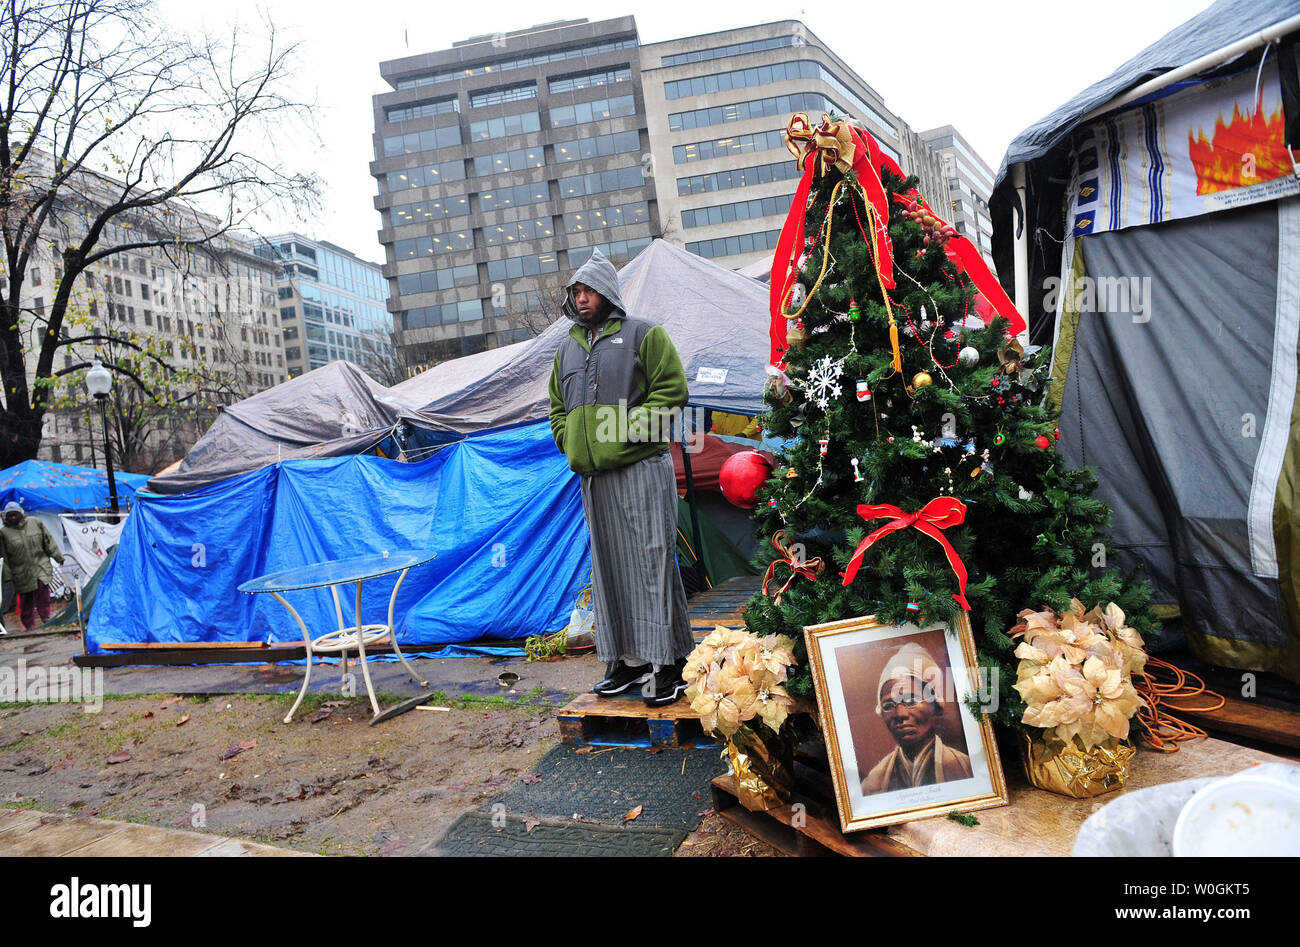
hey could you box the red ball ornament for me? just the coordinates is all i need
[1035,435,1051,450]
[720,450,775,509]
[1054,428,1061,441]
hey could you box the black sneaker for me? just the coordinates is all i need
[644,660,687,707]
[592,661,652,697]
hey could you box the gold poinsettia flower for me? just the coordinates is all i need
[1083,656,1145,741]
[754,683,795,732]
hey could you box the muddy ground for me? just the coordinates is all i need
[0,629,778,857]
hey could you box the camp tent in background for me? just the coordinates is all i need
[96,241,769,652]
[990,0,1300,682]
[0,459,148,588]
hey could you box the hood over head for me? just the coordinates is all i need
[2,501,24,519]
[562,248,626,324]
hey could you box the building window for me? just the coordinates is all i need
[548,95,635,129]
[676,159,802,196]
[681,194,791,229]
[548,66,632,94]
[384,159,467,191]
[481,216,554,247]
[552,130,640,163]
[468,111,540,141]
[382,125,462,157]
[476,181,549,212]
[388,195,471,225]
[562,202,649,234]
[661,35,796,67]
[668,91,836,132]
[469,83,537,107]
[384,96,459,122]
[686,229,782,259]
[674,129,785,164]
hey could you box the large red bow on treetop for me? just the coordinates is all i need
[769,114,1026,368]
[840,497,972,611]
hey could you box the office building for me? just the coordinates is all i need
[919,125,997,269]
[372,17,660,375]
[255,234,392,380]
[640,21,946,271]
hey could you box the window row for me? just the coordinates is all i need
[567,238,650,267]
[677,158,802,196]
[681,194,791,229]
[401,299,483,330]
[390,195,471,225]
[470,83,538,107]
[472,145,544,177]
[660,35,796,67]
[470,111,541,141]
[557,163,645,199]
[393,230,476,258]
[553,129,640,163]
[686,229,781,259]
[563,201,649,234]
[674,129,785,164]
[482,216,555,246]
[385,96,459,122]
[382,125,462,157]
[385,159,468,191]
[395,38,638,89]
[479,180,550,211]
[396,263,479,297]
[486,251,559,281]
[549,94,636,129]
[664,59,825,100]
[668,91,836,132]
[549,65,632,94]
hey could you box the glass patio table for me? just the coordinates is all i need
[238,550,436,723]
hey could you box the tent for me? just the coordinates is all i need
[989,1,1300,682]
[98,241,770,650]
[0,459,149,511]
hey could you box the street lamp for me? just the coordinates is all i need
[85,360,119,521]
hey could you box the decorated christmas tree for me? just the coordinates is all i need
[742,113,1156,731]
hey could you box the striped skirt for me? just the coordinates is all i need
[580,449,692,667]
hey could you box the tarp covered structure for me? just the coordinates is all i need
[102,241,769,649]
[990,1,1300,682]
[0,459,149,511]
[89,423,588,653]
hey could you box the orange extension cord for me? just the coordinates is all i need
[1133,655,1227,752]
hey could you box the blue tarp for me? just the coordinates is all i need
[88,421,589,654]
[0,459,150,512]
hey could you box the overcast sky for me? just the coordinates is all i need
[164,0,1214,265]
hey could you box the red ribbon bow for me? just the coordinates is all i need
[762,529,824,606]
[840,497,972,611]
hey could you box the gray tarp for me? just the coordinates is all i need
[149,240,772,492]
[1059,200,1290,644]
[393,238,772,432]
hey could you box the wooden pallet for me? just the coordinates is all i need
[710,743,920,857]
[556,691,722,749]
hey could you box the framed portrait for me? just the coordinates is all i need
[804,613,1008,833]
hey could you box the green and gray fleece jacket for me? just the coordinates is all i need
[548,249,688,475]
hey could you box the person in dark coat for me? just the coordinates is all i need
[0,502,64,631]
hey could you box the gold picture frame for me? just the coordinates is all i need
[804,613,1008,833]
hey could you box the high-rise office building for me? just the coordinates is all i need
[640,21,946,271]
[254,234,392,380]
[372,17,660,375]
[373,17,973,371]
[919,125,997,269]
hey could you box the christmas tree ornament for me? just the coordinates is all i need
[819,437,829,456]
[994,433,1005,446]
[1035,435,1051,450]
[785,467,799,479]
[765,365,794,405]
[906,602,922,615]
[1018,485,1034,500]
[786,281,806,313]
[786,319,807,350]
[848,298,860,322]
[719,450,775,509]
[806,355,845,409]
[998,339,1039,391]
[762,530,825,606]
[1054,428,1061,441]
[855,380,871,402]
[851,458,863,482]
[912,371,933,389]
[970,466,982,478]
[958,346,980,366]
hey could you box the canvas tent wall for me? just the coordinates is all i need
[990,0,1300,682]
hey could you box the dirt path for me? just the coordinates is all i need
[1,680,781,856]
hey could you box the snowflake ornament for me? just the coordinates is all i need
[804,356,845,410]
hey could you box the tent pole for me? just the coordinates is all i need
[1012,162,1031,345]
[680,414,710,590]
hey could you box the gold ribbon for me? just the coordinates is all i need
[784,112,857,175]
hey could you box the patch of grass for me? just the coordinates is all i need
[3,798,46,811]
[946,811,980,827]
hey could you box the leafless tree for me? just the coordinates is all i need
[0,0,320,466]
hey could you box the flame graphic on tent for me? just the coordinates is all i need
[1188,102,1288,195]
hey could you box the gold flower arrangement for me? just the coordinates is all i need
[684,627,799,738]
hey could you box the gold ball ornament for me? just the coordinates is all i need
[912,371,933,389]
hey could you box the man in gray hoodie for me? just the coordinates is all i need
[547,249,694,706]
